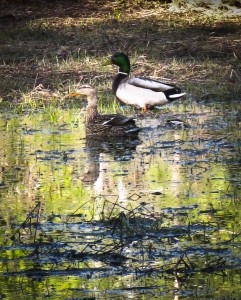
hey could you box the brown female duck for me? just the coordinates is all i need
[68,85,141,136]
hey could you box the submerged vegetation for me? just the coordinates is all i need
[6,198,241,299]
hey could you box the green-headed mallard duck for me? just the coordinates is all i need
[107,52,186,111]
[68,85,141,136]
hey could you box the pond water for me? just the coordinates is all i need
[0,98,241,299]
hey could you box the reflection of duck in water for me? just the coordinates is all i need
[68,85,141,136]
[81,136,141,188]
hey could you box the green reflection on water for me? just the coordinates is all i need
[0,100,241,299]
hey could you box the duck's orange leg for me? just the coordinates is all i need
[142,105,148,112]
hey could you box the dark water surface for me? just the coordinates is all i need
[0,98,241,299]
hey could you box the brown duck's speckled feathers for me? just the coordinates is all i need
[85,112,139,136]
[69,85,141,136]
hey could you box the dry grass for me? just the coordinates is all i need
[0,0,241,104]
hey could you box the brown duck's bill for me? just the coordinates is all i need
[66,92,83,97]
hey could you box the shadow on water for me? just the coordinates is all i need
[0,99,241,299]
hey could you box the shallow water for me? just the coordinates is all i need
[0,98,241,299]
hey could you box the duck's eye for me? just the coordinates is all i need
[79,85,91,90]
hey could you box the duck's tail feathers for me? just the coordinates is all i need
[169,92,186,99]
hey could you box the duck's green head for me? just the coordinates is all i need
[110,52,131,74]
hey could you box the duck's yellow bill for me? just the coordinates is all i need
[66,92,82,98]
